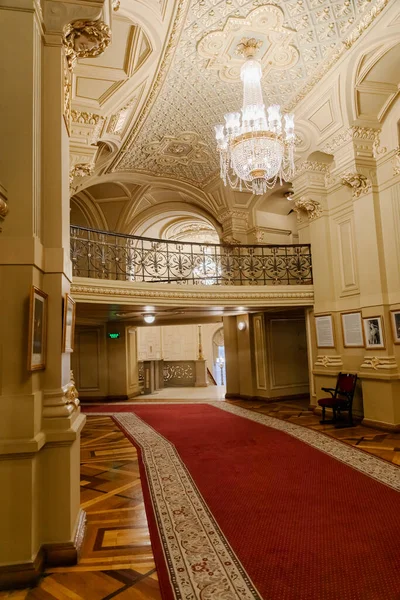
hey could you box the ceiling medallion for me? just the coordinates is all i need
[143,132,210,167]
[214,38,295,196]
[197,4,298,82]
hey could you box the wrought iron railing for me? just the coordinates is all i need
[70,226,312,285]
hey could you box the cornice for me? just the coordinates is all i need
[71,278,314,307]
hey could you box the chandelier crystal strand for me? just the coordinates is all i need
[214,38,295,195]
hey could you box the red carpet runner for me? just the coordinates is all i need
[84,403,400,600]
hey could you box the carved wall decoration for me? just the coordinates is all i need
[293,197,322,222]
[71,111,102,125]
[0,183,9,232]
[63,19,112,68]
[64,370,80,408]
[360,356,397,371]
[314,355,343,369]
[63,57,72,134]
[142,132,211,168]
[341,172,372,198]
[197,5,299,82]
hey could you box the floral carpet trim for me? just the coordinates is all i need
[211,402,400,492]
[114,412,262,600]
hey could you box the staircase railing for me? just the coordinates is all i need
[70,225,312,286]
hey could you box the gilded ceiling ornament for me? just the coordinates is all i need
[63,19,111,68]
[341,172,372,198]
[197,5,299,82]
[142,132,211,167]
[292,196,322,222]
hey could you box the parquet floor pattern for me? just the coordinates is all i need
[1,399,399,599]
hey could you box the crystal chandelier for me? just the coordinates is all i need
[214,38,295,195]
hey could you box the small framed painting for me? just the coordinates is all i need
[315,314,335,348]
[62,293,76,352]
[341,311,364,348]
[390,310,400,344]
[363,316,385,349]
[28,286,48,371]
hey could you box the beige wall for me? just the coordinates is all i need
[137,322,223,378]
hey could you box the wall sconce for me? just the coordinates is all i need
[237,321,246,331]
[143,313,156,324]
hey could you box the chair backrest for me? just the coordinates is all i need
[336,372,358,400]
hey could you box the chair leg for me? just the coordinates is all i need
[320,406,326,424]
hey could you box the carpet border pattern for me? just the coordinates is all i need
[212,402,400,491]
[114,412,262,600]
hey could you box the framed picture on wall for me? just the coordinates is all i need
[363,316,385,349]
[28,286,48,371]
[341,311,364,348]
[315,314,335,348]
[390,310,400,344]
[62,293,76,352]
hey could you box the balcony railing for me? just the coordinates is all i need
[70,226,312,286]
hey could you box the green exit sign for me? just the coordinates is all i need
[108,332,120,339]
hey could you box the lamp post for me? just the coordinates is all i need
[216,356,225,386]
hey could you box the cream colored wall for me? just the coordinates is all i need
[137,322,222,376]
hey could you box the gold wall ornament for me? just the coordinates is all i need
[293,196,322,222]
[341,172,372,198]
[0,183,9,232]
[64,370,80,408]
[393,147,400,176]
[71,110,102,125]
[112,0,120,11]
[69,163,95,186]
[63,19,111,68]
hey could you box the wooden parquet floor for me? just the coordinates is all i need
[1,399,399,599]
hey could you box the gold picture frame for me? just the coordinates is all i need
[341,311,365,348]
[362,316,385,350]
[315,313,335,348]
[28,286,48,371]
[62,293,76,352]
[390,309,400,344]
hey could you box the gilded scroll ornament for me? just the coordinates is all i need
[293,196,322,222]
[0,184,8,232]
[63,20,111,68]
[341,172,372,198]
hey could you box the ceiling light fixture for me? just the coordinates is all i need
[214,38,295,195]
[143,313,156,324]
[237,321,247,331]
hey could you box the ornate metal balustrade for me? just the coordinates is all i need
[71,226,312,285]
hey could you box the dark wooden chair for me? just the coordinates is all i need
[318,372,358,427]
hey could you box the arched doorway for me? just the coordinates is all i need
[212,327,225,387]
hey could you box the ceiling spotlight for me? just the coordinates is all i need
[143,313,156,324]
[284,190,294,201]
[237,321,247,331]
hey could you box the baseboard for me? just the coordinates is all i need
[0,548,44,590]
[362,418,400,432]
[225,393,310,403]
[0,510,86,590]
[80,395,128,403]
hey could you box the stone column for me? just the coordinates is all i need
[0,0,110,587]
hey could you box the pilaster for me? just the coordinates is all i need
[0,0,111,587]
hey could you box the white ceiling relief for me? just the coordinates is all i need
[110,0,390,186]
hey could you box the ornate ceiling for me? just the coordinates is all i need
[105,0,389,186]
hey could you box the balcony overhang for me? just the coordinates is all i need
[71,277,314,308]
